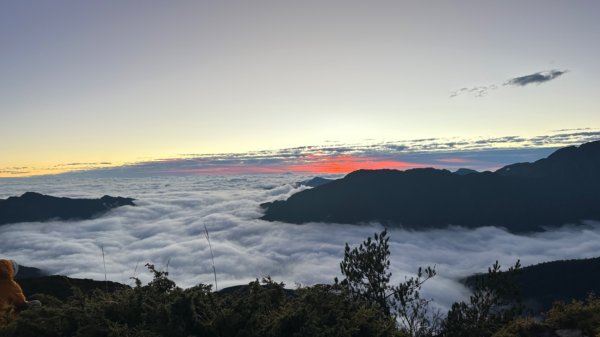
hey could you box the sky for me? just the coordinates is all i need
[2,1,600,177]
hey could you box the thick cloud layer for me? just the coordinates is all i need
[1,175,600,311]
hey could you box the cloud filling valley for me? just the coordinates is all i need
[1,175,600,311]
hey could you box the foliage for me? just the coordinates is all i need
[271,283,400,337]
[490,317,550,337]
[339,229,392,313]
[338,229,439,337]
[0,266,397,337]
[545,294,600,336]
[491,296,600,337]
[442,260,522,337]
[391,266,440,337]
[2,230,600,337]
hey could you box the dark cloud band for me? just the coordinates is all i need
[451,69,568,97]
[505,70,567,87]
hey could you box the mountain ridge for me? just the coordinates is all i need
[464,256,600,313]
[0,192,135,226]
[261,140,600,232]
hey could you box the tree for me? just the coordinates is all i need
[338,229,438,337]
[339,229,392,313]
[442,260,522,337]
[392,266,440,337]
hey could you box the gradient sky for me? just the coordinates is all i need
[2,1,600,176]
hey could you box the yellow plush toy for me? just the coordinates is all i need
[0,259,27,325]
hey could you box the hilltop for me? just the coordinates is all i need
[261,140,600,232]
[0,192,135,226]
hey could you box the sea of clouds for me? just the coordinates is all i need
[1,174,600,311]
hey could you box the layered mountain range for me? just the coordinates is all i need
[262,140,600,232]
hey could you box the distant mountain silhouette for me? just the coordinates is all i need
[15,265,47,280]
[465,257,600,313]
[295,177,335,188]
[10,263,126,300]
[261,140,600,232]
[219,284,296,297]
[0,192,135,226]
[497,141,600,179]
[453,168,478,176]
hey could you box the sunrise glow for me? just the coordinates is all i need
[166,155,426,175]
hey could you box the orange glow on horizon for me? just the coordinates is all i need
[167,155,427,175]
[284,155,425,174]
[0,155,429,177]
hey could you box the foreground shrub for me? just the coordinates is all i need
[545,294,600,337]
[3,231,600,337]
[271,284,400,337]
[0,266,397,337]
[441,260,522,337]
[338,229,439,337]
[491,317,550,337]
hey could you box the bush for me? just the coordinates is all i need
[4,231,600,337]
[0,266,398,337]
[442,260,522,337]
[490,317,552,337]
[545,294,600,336]
[338,229,439,337]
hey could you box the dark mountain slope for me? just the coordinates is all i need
[465,257,600,313]
[497,140,600,180]
[14,265,47,280]
[19,275,128,301]
[0,192,135,226]
[295,177,335,188]
[261,140,600,232]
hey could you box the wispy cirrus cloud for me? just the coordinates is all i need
[58,162,113,167]
[450,85,498,98]
[18,130,591,178]
[0,168,31,175]
[451,69,568,98]
[2,130,597,178]
[1,163,113,178]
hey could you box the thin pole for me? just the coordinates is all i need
[204,224,218,291]
[101,245,108,292]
